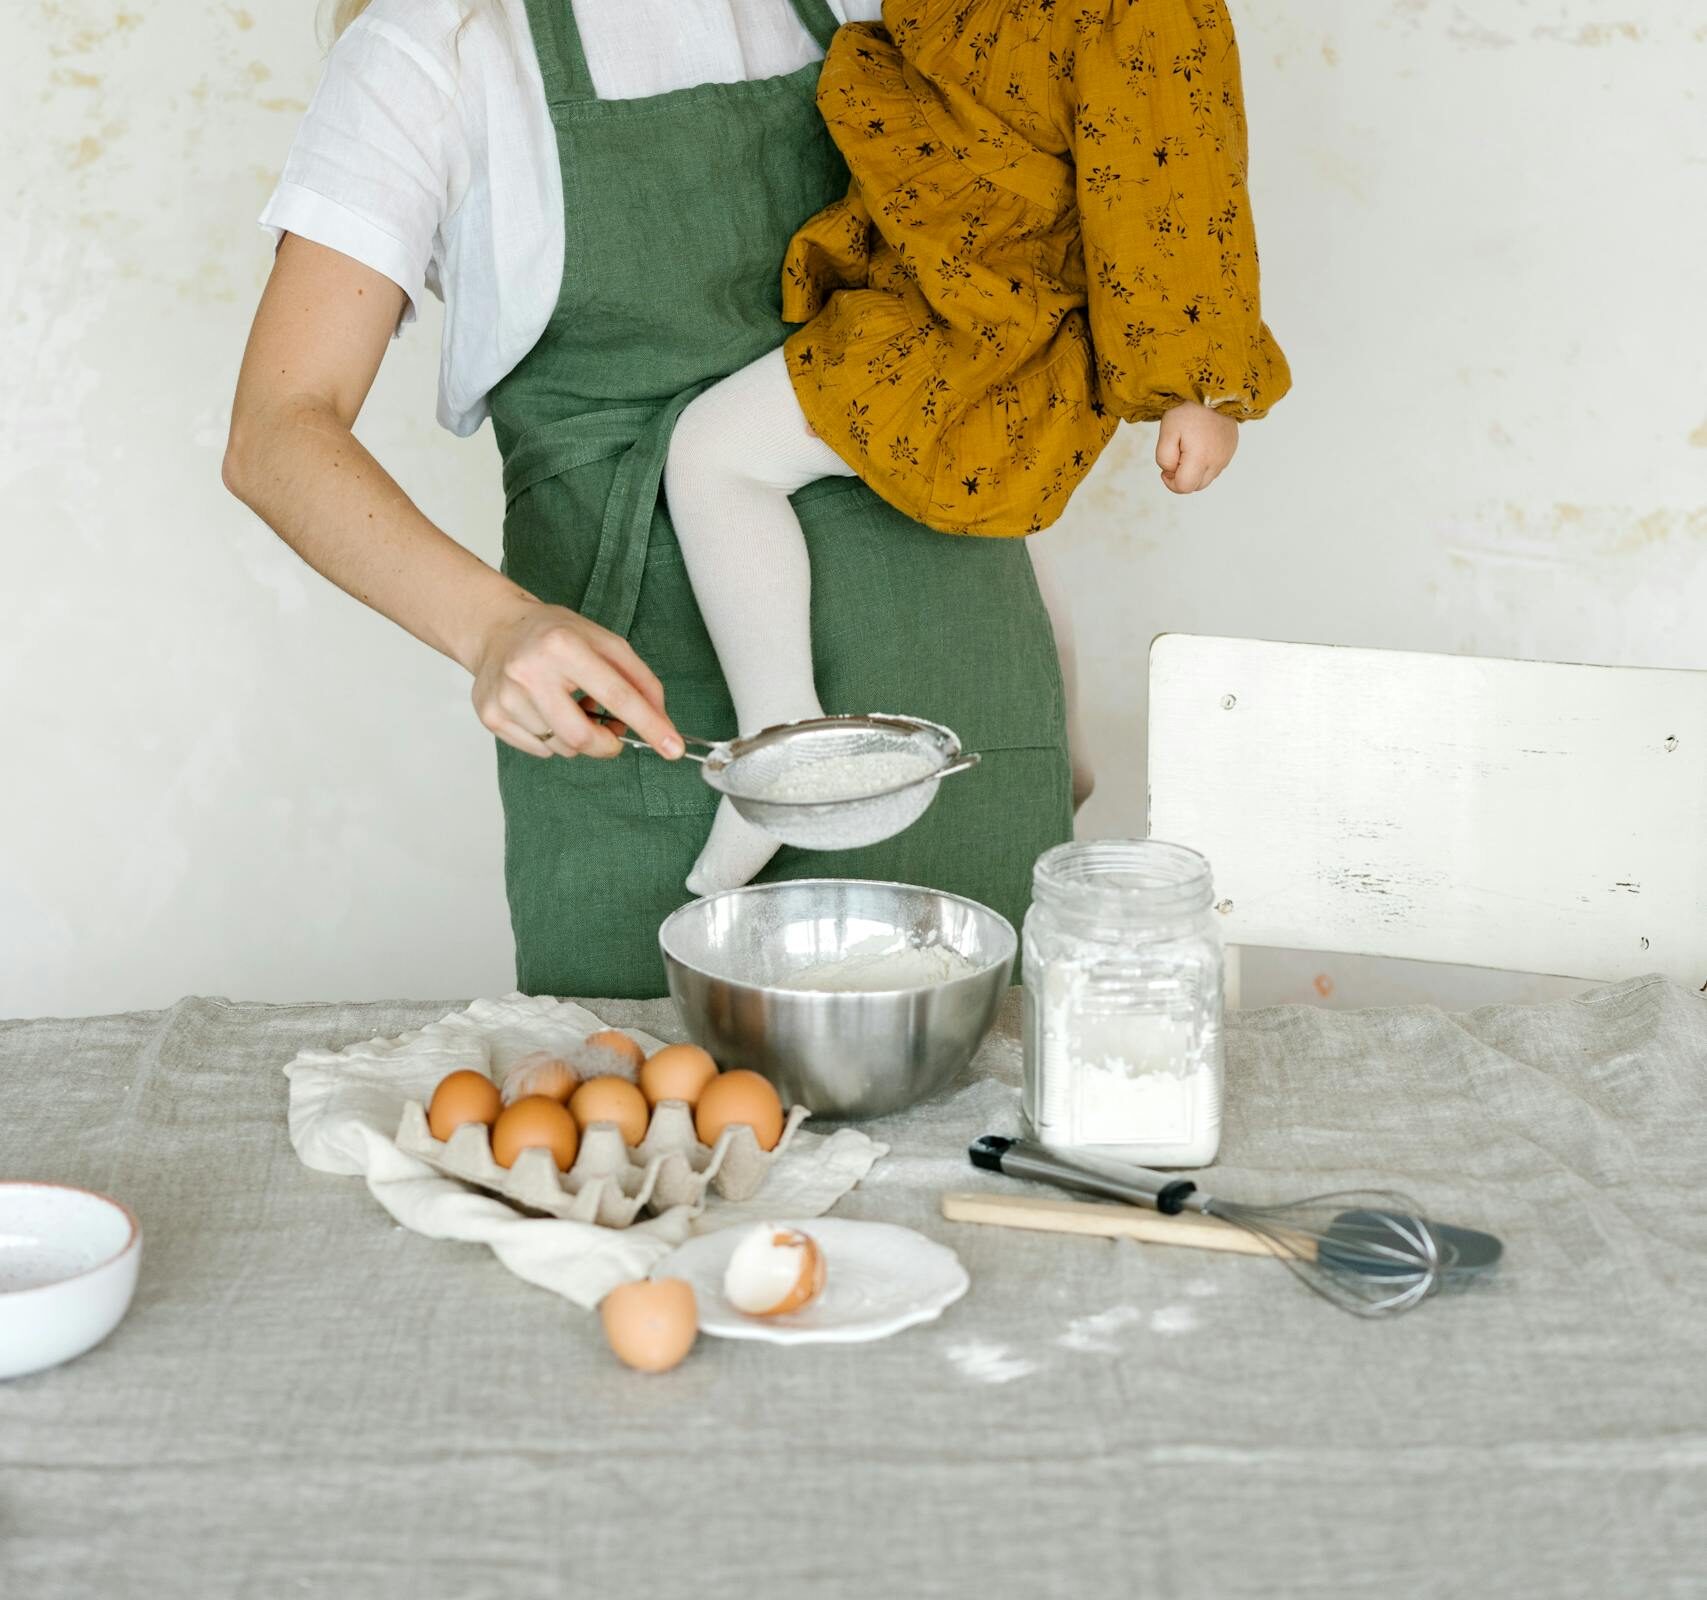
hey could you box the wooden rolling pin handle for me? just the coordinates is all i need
[940,1190,1295,1259]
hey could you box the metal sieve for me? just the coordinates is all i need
[596,711,981,849]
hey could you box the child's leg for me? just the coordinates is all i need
[665,347,855,895]
[1026,538,1095,811]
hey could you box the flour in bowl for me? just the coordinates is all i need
[777,943,983,992]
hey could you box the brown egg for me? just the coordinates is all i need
[694,1069,785,1152]
[500,1051,578,1106]
[638,1043,719,1108]
[427,1070,501,1142]
[600,1278,699,1373]
[490,1095,580,1170]
[568,1076,651,1146]
[582,1029,646,1074]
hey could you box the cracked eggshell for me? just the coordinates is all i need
[723,1224,826,1317]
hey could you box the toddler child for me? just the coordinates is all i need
[665,0,1290,892]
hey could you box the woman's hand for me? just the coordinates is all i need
[470,597,685,761]
[1156,403,1239,494]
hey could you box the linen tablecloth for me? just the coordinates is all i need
[2,976,1704,1599]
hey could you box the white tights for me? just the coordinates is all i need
[664,347,1091,895]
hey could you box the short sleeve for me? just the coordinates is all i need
[258,12,468,335]
[1070,0,1290,422]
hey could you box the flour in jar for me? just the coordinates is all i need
[1029,956,1221,1166]
[733,750,937,804]
[777,943,982,992]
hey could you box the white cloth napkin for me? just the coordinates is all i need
[284,993,887,1308]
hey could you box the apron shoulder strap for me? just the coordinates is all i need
[522,0,598,104]
[789,0,842,53]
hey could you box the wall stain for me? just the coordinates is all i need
[45,6,145,58]
[1310,147,1374,205]
[1470,502,1707,561]
[1689,419,1707,449]
[1533,21,1644,47]
[1447,13,1513,50]
[1608,509,1697,556]
[52,68,102,89]
[259,97,308,114]
[1321,41,1340,66]
[229,6,255,28]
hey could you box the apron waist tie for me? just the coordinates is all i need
[500,383,713,639]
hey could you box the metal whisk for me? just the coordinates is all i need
[968,1137,1458,1318]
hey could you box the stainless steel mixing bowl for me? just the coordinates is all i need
[658,879,1016,1120]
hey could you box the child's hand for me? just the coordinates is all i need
[1156,403,1239,494]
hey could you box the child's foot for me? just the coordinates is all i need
[686,798,782,896]
[686,693,824,894]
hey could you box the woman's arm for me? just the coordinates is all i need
[221,233,682,761]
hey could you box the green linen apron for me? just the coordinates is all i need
[488,0,1073,998]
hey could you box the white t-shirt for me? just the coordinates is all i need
[258,0,881,437]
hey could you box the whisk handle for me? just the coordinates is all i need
[968,1137,1205,1214]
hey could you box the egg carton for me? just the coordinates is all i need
[394,1097,812,1228]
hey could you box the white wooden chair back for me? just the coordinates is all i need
[1146,634,1706,990]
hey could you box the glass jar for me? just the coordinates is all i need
[1022,839,1224,1167]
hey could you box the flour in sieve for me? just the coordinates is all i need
[731,749,936,804]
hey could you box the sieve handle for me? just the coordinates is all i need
[613,733,710,764]
[935,752,982,781]
[587,710,718,762]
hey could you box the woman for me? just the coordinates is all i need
[225,0,1078,998]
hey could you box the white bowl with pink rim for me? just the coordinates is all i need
[0,1182,142,1380]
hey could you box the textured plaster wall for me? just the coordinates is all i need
[2,1,1704,1015]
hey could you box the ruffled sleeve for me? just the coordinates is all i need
[1069,0,1290,422]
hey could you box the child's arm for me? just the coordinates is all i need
[1070,0,1290,468]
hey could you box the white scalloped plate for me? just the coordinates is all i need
[654,1218,969,1344]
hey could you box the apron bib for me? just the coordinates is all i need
[488,0,1073,998]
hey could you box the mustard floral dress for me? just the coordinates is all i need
[782,0,1291,537]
